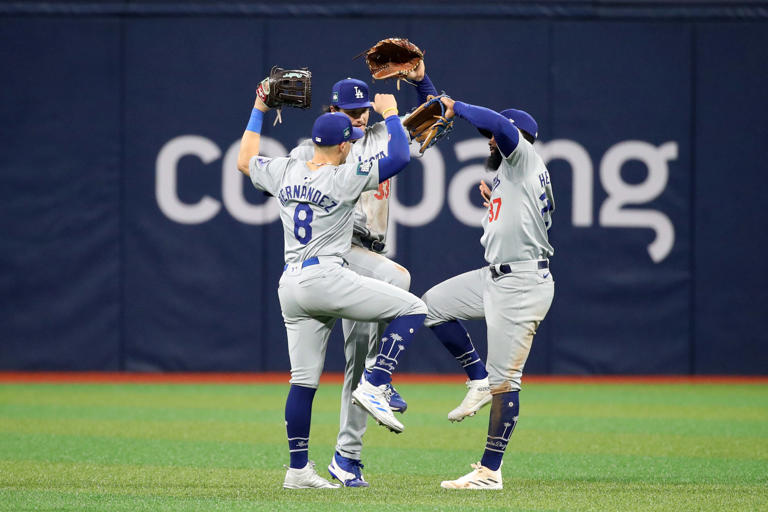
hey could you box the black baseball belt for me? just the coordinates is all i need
[489,259,549,278]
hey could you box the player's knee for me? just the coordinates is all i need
[420,289,444,327]
[487,369,522,394]
[382,263,411,291]
[289,368,321,389]
[406,297,428,317]
[390,267,411,291]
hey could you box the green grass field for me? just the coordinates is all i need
[1,379,767,511]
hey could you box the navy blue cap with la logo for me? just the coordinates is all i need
[331,78,372,109]
[311,113,365,146]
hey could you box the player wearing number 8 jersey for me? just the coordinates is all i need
[236,89,427,489]
[421,98,555,489]
[290,68,439,487]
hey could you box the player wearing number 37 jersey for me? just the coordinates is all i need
[421,97,555,490]
[237,89,427,489]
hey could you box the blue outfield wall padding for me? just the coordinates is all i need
[693,23,768,374]
[0,19,122,370]
[0,7,766,374]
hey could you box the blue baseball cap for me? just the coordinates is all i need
[311,112,365,146]
[500,108,538,140]
[479,108,539,141]
[331,78,372,109]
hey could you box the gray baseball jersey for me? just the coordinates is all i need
[291,120,395,242]
[248,155,380,263]
[289,120,410,461]
[423,129,555,392]
[482,135,555,264]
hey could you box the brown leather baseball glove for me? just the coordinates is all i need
[360,38,424,81]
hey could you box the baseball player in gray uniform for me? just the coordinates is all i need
[420,97,555,490]
[289,64,439,487]
[236,91,427,489]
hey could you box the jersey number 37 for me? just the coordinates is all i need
[488,198,502,222]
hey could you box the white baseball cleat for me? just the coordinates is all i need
[447,377,492,422]
[328,451,369,487]
[352,377,404,433]
[283,461,341,489]
[440,462,503,490]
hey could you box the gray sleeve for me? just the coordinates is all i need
[249,156,287,194]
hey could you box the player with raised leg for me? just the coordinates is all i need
[289,49,441,488]
[420,97,555,489]
[237,81,426,489]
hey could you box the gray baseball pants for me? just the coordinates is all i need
[422,262,554,392]
[278,255,424,393]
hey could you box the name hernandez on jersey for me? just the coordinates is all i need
[481,133,555,265]
[248,155,380,263]
[276,183,339,213]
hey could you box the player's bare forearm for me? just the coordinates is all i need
[236,98,270,176]
[236,132,259,177]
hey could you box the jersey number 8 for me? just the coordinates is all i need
[293,204,314,244]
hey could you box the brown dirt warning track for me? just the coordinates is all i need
[0,372,766,384]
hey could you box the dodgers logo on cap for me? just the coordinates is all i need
[331,78,373,110]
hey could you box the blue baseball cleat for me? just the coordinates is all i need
[328,451,369,487]
[385,383,408,413]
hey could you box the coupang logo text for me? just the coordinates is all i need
[155,136,677,262]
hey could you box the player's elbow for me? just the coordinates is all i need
[391,154,409,173]
[378,151,410,183]
[390,145,411,172]
[492,117,514,140]
[236,155,251,176]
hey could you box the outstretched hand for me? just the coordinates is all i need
[479,180,492,207]
[440,96,456,119]
[406,60,426,82]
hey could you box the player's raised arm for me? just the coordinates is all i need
[372,93,410,182]
[406,60,439,104]
[236,97,270,177]
[237,67,312,176]
[442,97,520,157]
